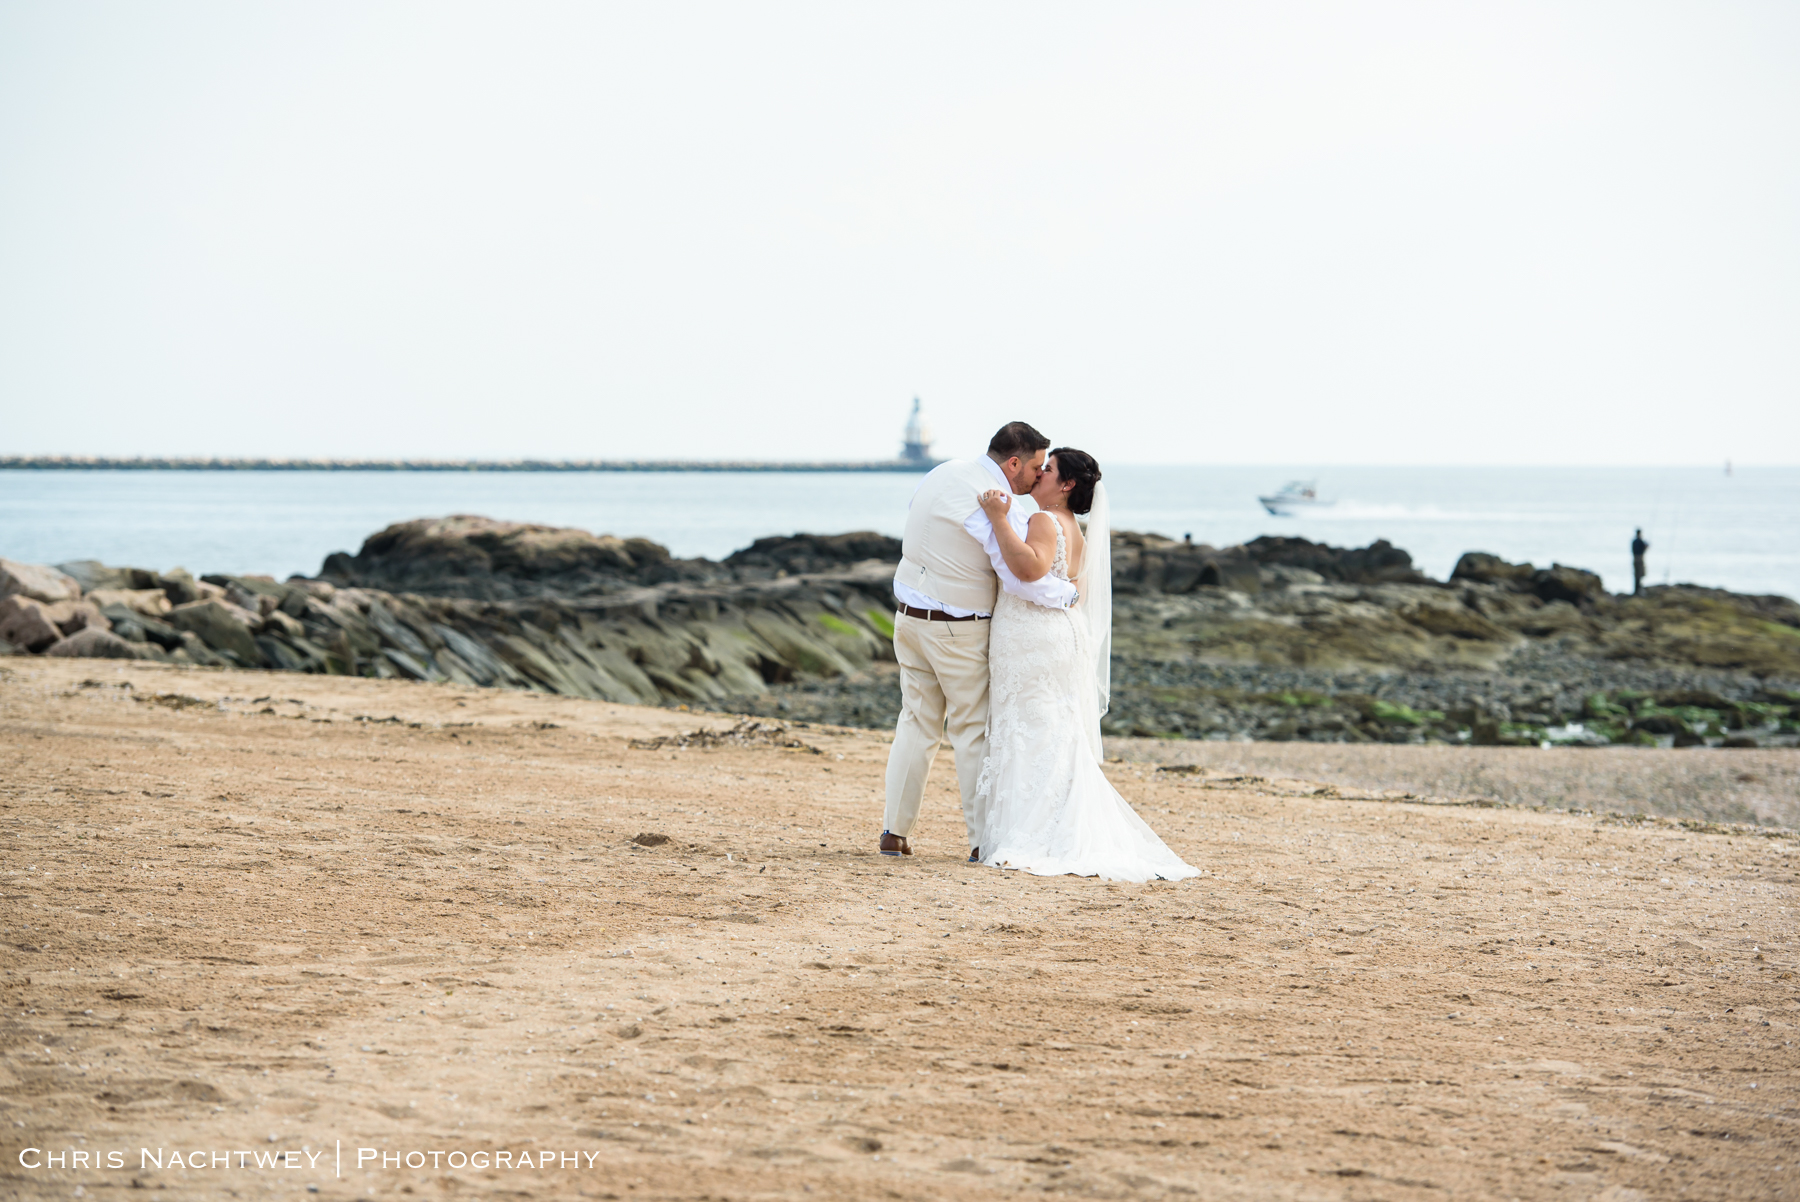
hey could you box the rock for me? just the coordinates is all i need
[1531,564,1606,606]
[1242,536,1431,585]
[87,587,174,617]
[0,595,101,646]
[0,559,82,604]
[257,636,316,673]
[56,560,125,592]
[56,561,163,593]
[202,573,312,618]
[164,599,265,667]
[44,627,143,659]
[99,604,184,650]
[29,519,1800,751]
[257,608,306,640]
[1259,564,1327,588]
[316,515,719,600]
[1109,534,1266,595]
[289,578,337,602]
[0,596,67,653]
[431,623,517,687]
[724,532,903,577]
[55,601,110,636]
[1193,558,1263,592]
[105,610,145,643]
[1450,552,1536,586]
[1654,689,1732,710]
[175,630,232,667]
[158,568,202,606]
[1631,714,1689,737]
[1398,597,1514,642]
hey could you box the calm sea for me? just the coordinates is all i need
[3,466,1796,599]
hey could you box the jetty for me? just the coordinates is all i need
[3,400,950,473]
[0,455,934,473]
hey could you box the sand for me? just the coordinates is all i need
[1107,739,1800,832]
[1,658,1795,1201]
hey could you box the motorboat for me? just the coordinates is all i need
[1258,480,1333,516]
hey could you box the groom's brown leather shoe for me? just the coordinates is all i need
[879,831,912,857]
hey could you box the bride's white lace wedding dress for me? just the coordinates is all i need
[975,507,1199,883]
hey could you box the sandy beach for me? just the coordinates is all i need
[2,658,1794,1200]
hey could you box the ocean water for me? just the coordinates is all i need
[2,465,1796,599]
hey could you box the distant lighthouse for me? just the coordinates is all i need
[900,397,937,467]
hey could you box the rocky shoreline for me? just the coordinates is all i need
[4,513,1797,751]
[711,653,1800,750]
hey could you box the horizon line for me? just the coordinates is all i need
[1,455,1794,472]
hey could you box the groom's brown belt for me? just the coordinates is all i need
[897,604,987,622]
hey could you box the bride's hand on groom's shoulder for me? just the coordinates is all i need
[978,489,1012,521]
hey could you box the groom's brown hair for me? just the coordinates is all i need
[987,421,1050,461]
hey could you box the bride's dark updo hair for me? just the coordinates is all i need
[1049,447,1102,515]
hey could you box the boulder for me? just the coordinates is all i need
[56,561,163,593]
[257,608,306,640]
[56,560,125,592]
[174,630,233,667]
[99,604,184,650]
[1241,536,1431,585]
[317,515,722,599]
[55,601,110,636]
[0,595,66,652]
[1195,557,1263,592]
[724,532,903,577]
[87,587,174,617]
[44,627,143,660]
[288,578,337,602]
[1450,552,1536,586]
[164,599,265,666]
[1107,534,1269,595]
[0,559,82,604]
[158,568,202,606]
[202,573,310,616]
[1531,564,1606,606]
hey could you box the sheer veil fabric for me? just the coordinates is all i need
[1074,481,1111,762]
[974,501,1198,883]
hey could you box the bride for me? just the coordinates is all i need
[974,450,1200,883]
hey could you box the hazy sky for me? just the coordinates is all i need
[2,3,1795,465]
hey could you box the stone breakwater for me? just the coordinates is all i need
[3,515,1797,751]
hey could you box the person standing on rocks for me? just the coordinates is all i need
[881,422,1079,859]
[1632,528,1649,595]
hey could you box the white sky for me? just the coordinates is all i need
[2,3,1795,465]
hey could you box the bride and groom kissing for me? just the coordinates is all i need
[878,421,1198,883]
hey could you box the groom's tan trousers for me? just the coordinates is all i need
[883,611,991,844]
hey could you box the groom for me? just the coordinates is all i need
[880,421,1080,861]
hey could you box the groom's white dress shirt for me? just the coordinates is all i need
[891,455,1079,616]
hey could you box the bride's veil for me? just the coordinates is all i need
[1074,480,1112,762]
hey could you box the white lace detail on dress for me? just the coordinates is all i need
[974,518,1199,882]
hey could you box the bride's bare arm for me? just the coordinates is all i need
[977,491,1058,582]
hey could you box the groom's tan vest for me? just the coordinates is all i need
[893,459,1000,613]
